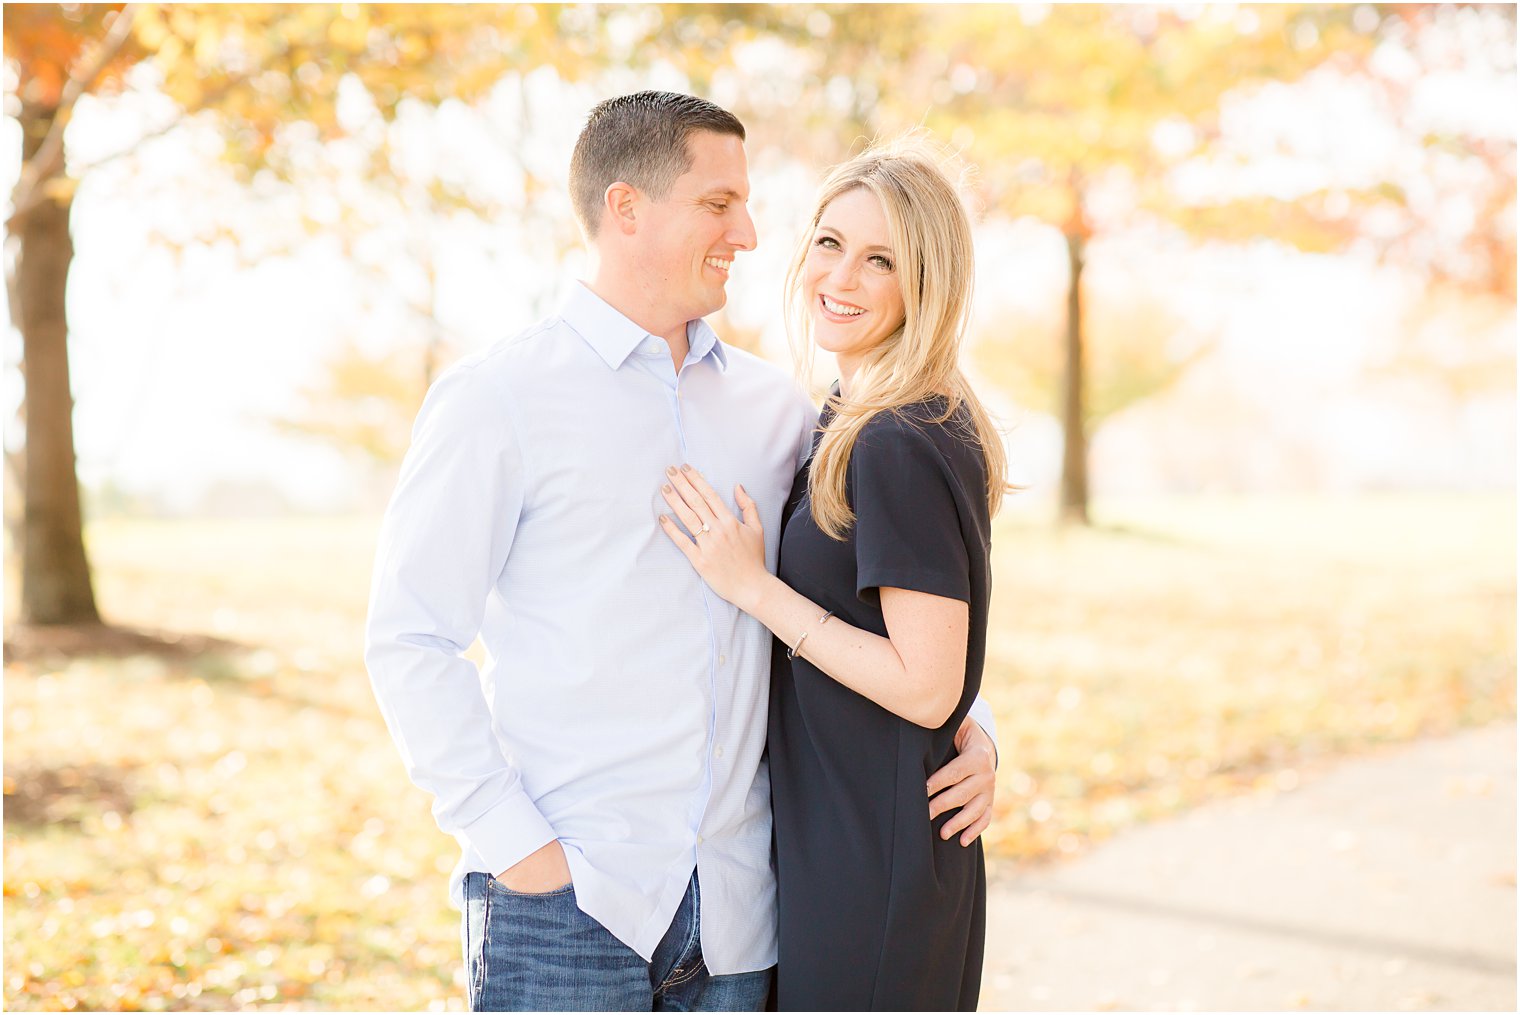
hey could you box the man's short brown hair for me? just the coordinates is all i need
[569,91,745,238]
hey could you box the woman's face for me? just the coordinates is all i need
[803,187,906,372]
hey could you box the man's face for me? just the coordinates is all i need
[636,130,757,324]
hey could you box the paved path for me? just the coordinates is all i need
[980,722,1517,1011]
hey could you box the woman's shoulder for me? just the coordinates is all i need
[857,399,986,491]
[858,397,974,450]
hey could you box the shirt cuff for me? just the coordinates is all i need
[457,790,558,877]
[967,695,999,768]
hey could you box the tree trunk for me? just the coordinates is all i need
[1059,229,1090,526]
[15,102,100,625]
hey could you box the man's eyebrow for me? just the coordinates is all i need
[699,188,746,200]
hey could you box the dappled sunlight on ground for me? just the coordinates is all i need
[3,496,1513,1010]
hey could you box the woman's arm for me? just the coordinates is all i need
[747,574,967,729]
[658,464,968,729]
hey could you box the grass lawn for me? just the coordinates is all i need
[4,494,1514,1010]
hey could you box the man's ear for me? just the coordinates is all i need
[603,181,640,236]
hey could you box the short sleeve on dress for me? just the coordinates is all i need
[850,416,971,608]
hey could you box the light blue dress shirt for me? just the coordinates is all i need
[365,283,816,973]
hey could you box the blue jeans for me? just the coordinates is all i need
[461,870,772,1011]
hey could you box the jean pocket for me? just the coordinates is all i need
[462,872,488,1007]
[486,875,574,898]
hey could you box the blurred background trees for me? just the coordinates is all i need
[4,3,673,622]
[4,3,1514,623]
[732,4,1387,521]
[6,3,143,625]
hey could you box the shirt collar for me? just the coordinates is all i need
[561,283,729,374]
[686,316,730,373]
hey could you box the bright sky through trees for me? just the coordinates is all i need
[2,7,1512,515]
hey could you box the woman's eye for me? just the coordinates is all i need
[869,255,895,271]
[814,236,840,250]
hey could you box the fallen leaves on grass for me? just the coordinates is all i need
[3,499,1514,1010]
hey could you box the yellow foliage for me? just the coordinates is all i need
[272,341,439,464]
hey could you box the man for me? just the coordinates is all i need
[365,91,997,1011]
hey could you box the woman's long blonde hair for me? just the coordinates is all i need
[785,135,1009,540]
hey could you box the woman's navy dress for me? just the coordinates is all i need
[768,397,991,1011]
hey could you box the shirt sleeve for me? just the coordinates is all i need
[967,695,1000,767]
[364,361,557,877]
[794,392,821,473]
[850,417,971,608]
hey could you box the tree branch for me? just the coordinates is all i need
[7,3,140,226]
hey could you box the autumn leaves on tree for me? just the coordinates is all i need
[4,4,1514,623]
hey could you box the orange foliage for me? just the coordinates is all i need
[3,4,142,109]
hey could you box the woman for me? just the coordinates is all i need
[657,137,1006,1011]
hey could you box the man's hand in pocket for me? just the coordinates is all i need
[495,840,571,892]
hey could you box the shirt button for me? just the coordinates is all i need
[697,835,705,845]
[714,745,724,759]
[718,654,727,665]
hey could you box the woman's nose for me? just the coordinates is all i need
[830,260,859,290]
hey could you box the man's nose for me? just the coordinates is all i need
[729,205,758,252]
